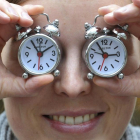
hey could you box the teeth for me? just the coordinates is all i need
[90,114,95,119]
[59,115,65,123]
[53,115,59,121]
[65,116,74,125]
[75,116,83,124]
[49,113,98,125]
[83,114,90,122]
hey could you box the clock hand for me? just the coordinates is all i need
[100,53,108,71]
[108,54,117,56]
[100,58,105,71]
[108,52,120,57]
[38,56,40,70]
[42,45,54,53]
[96,42,104,54]
[39,43,41,52]
[95,52,102,55]
[31,40,38,52]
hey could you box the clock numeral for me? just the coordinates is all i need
[91,48,96,51]
[111,64,114,68]
[45,40,48,44]
[50,58,55,61]
[52,50,56,56]
[98,65,101,70]
[92,61,96,65]
[39,65,43,70]
[36,38,43,44]
[27,59,31,63]
[25,52,29,57]
[110,41,113,46]
[101,39,108,45]
[46,63,50,67]
[116,51,120,57]
[115,59,119,63]
[90,54,94,59]
[104,66,108,71]
[114,46,118,49]
[33,64,36,68]
[26,46,31,49]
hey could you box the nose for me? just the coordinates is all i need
[54,48,91,98]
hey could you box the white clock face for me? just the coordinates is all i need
[86,36,127,77]
[18,34,60,75]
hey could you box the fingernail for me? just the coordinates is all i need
[0,11,10,19]
[116,7,127,13]
[22,12,33,21]
[8,7,18,17]
[105,12,114,17]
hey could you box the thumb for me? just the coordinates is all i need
[93,68,140,97]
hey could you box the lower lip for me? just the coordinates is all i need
[43,114,104,133]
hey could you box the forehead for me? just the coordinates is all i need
[9,0,131,5]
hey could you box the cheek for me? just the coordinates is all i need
[102,95,136,139]
[3,97,43,139]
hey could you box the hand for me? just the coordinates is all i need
[0,0,54,99]
[93,0,140,97]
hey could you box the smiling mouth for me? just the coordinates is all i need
[43,112,104,125]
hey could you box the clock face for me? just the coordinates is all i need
[86,36,127,77]
[18,34,60,75]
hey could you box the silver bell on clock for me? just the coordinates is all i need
[84,15,128,80]
[17,13,61,79]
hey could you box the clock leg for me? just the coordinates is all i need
[22,72,29,79]
[54,70,60,77]
[117,73,124,79]
[87,72,94,80]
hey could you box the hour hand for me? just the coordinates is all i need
[108,52,120,57]
[95,52,102,55]
[31,40,38,52]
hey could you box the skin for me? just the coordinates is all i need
[0,0,140,139]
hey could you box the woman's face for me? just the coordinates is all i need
[3,0,137,140]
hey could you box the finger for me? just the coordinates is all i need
[1,73,54,98]
[93,68,140,97]
[132,0,140,7]
[98,3,140,40]
[11,4,33,27]
[22,4,44,16]
[11,4,44,27]
[98,4,120,15]
[0,0,19,23]
[0,10,10,24]
[104,3,140,25]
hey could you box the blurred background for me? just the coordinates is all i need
[131,98,140,126]
[0,98,140,126]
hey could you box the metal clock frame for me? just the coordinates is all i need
[85,35,127,78]
[18,33,61,76]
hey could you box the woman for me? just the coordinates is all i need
[0,0,140,139]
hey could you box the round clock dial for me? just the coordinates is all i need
[18,33,61,75]
[85,36,127,77]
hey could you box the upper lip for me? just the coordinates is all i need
[43,109,106,117]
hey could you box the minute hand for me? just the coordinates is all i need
[96,42,104,54]
[31,40,38,52]
[42,45,54,53]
